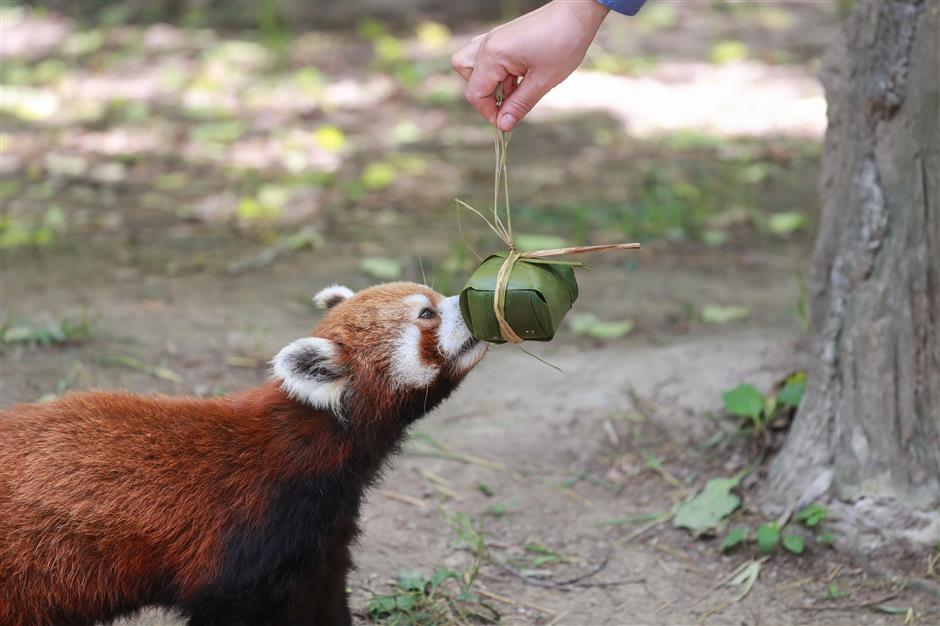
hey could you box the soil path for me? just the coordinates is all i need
[4,243,934,625]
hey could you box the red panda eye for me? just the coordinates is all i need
[418,308,437,320]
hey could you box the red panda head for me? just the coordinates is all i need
[271,282,487,423]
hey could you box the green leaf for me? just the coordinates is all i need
[722,384,765,420]
[361,161,396,190]
[767,211,807,236]
[569,313,634,339]
[257,185,291,211]
[360,256,401,280]
[237,197,280,222]
[795,502,827,527]
[701,229,730,247]
[782,534,805,554]
[721,527,749,552]
[674,477,741,532]
[415,20,451,51]
[314,125,346,152]
[701,304,750,324]
[514,233,568,251]
[395,594,417,610]
[429,567,458,591]
[777,377,806,408]
[636,3,678,30]
[397,570,426,592]
[818,531,835,546]
[827,583,850,599]
[709,40,749,64]
[191,121,244,144]
[756,522,780,553]
[368,595,397,614]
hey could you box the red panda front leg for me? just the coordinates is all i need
[272,516,357,626]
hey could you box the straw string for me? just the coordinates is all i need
[457,84,640,344]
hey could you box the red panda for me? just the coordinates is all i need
[0,282,487,626]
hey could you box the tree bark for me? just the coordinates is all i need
[765,0,940,550]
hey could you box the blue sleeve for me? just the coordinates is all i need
[597,0,646,16]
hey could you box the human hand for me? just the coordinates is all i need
[451,0,609,131]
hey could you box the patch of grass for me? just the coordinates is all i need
[368,511,499,625]
[0,206,67,249]
[100,355,183,383]
[508,134,817,247]
[521,542,569,567]
[484,502,513,518]
[0,312,95,351]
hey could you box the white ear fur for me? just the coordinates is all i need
[313,285,355,310]
[271,337,348,420]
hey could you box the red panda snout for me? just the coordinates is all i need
[436,294,487,374]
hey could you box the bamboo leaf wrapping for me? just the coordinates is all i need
[459,254,579,343]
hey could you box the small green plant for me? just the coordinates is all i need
[721,527,749,552]
[368,512,499,625]
[0,206,67,249]
[827,583,850,599]
[0,313,95,351]
[717,501,833,556]
[721,372,806,441]
[794,502,827,527]
[755,521,781,553]
[368,568,481,626]
[484,502,512,518]
[781,534,805,554]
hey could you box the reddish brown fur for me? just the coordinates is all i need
[0,385,351,625]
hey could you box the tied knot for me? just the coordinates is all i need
[491,244,641,344]
[494,248,525,343]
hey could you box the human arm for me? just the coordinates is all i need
[451,0,646,131]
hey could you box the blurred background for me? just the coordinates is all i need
[7,2,916,625]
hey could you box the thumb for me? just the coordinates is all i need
[496,74,550,132]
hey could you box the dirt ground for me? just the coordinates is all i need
[4,239,937,626]
[2,1,938,625]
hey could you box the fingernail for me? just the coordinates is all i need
[499,113,517,131]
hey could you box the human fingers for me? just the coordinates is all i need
[450,34,485,82]
[496,72,552,131]
[464,52,509,124]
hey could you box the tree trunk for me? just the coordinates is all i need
[764,0,939,551]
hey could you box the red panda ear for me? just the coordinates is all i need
[271,337,348,418]
[313,285,355,310]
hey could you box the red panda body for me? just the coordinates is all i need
[0,283,486,626]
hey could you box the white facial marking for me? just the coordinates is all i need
[438,295,473,359]
[271,337,348,421]
[390,324,439,388]
[404,293,432,315]
[456,341,487,373]
[313,284,355,310]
